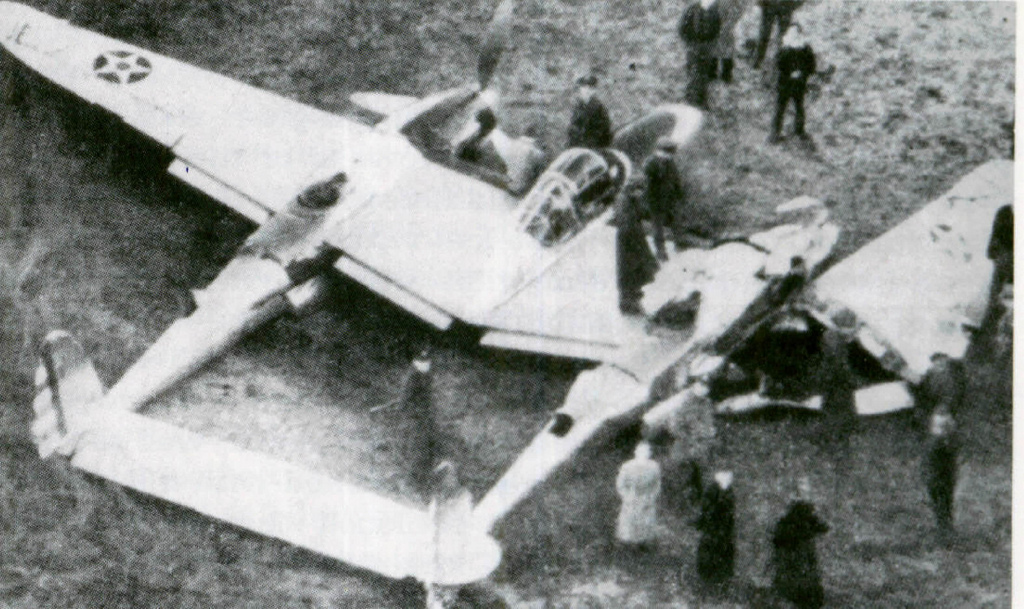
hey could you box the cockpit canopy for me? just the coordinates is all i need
[518,148,629,247]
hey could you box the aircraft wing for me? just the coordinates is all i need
[804,160,1012,381]
[0,2,372,223]
[479,223,637,361]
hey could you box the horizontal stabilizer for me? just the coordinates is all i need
[64,407,500,584]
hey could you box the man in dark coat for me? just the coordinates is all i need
[923,411,959,546]
[679,0,722,108]
[772,477,829,609]
[694,471,736,586]
[615,181,659,315]
[643,138,688,261]
[566,75,613,149]
[754,0,803,69]
[769,24,816,143]
[396,348,439,498]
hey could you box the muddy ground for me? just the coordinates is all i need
[0,0,1014,607]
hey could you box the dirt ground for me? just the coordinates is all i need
[0,1,1014,607]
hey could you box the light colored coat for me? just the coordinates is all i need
[615,455,662,543]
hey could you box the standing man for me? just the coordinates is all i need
[754,0,803,69]
[567,75,614,150]
[923,410,959,547]
[615,442,663,551]
[679,0,722,109]
[769,24,816,144]
[694,471,736,587]
[394,348,440,499]
[771,477,829,609]
[615,181,659,315]
[643,137,688,261]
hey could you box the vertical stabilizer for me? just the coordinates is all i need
[31,330,104,458]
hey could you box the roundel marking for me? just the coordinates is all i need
[93,50,152,84]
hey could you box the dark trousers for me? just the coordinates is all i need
[928,484,954,534]
[651,210,681,258]
[772,86,807,137]
[755,4,794,67]
[686,48,717,108]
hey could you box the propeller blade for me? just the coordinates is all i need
[478,0,517,88]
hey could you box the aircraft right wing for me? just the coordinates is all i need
[804,160,1012,381]
[1,2,374,223]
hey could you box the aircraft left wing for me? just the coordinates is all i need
[0,2,373,223]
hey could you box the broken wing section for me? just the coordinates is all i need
[805,160,1012,381]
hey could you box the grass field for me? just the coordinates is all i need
[0,0,1014,607]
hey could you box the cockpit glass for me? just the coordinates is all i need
[520,178,583,247]
[519,149,619,247]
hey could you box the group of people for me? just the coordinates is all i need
[615,439,829,609]
[610,287,999,607]
[679,0,815,143]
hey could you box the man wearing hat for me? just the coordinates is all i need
[643,137,689,261]
[566,75,614,150]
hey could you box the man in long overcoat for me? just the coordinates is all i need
[771,477,829,609]
[615,442,662,549]
[396,349,439,498]
[643,138,688,261]
[694,471,736,586]
[566,75,613,149]
[615,182,659,314]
